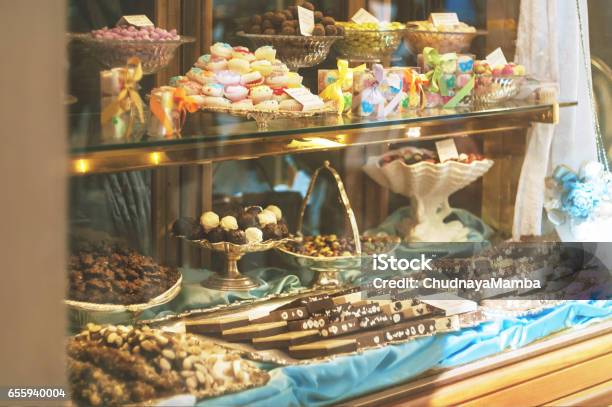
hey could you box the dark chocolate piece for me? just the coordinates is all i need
[287,316,329,331]
[205,226,225,243]
[185,315,250,334]
[237,212,258,229]
[262,223,284,241]
[288,339,357,359]
[252,306,309,323]
[222,321,287,341]
[320,318,359,338]
[252,329,319,349]
[226,230,247,244]
[383,319,436,342]
[171,217,200,238]
[358,313,396,329]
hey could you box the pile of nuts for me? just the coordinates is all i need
[67,323,269,405]
[379,149,485,166]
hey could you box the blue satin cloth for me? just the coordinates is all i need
[198,301,612,407]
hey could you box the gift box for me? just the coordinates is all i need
[417,47,475,108]
[353,64,406,118]
[353,66,424,113]
[148,86,200,139]
[318,60,366,114]
[100,58,145,141]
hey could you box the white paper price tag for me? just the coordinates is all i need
[298,6,315,36]
[486,47,508,67]
[351,8,380,24]
[116,15,154,27]
[435,139,459,163]
[284,87,325,111]
[431,13,459,27]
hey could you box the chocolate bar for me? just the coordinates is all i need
[287,316,329,331]
[279,294,334,314]
[358,312,400,329]
[288,338,357,359]
[342,330,386,348]
[185,315,249,334]
[320,318,359,338]
[251,306,309,323]
[380,300,435,319]
[252,329,320,349]
[221,321,287,341]
[383,319,436,342]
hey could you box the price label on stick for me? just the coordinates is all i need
[298,6,315,36]
[351,8,380,24]
[116,15,154,27]
[431,13,459,27]
[284,87,325,111]
[435,139,459,163]
[486,47,508,67]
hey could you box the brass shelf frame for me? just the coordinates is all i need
[69,102,573,176]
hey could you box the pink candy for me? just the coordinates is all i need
[91,25,180,41]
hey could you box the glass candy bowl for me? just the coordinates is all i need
[473,74,526,105]
[334,28,405,62]
[70,33,195,74]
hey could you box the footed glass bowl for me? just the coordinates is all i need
[403,28,485,54]
[334,28,405,62]
[237,32,341,71]
[473,74,526,105]
[70,33,194,74]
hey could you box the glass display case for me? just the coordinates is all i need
[60,1,611,406]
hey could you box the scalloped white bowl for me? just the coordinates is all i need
[364,149,494,242]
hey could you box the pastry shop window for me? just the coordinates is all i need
[57,0,612,406]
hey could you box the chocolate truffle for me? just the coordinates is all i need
[265,205,283,221]
[314,11,323,22]
[281,26,296,35]
[263,224,284,241]
[227,230,247,245]
[261,19,274,30]
[312,24,325,36]
[245,227,263,243]
[263,28,276,35]
[282,10,293,20]
[245,206,263,216]
[251,14,262,25]
[321,16,336,26]
[237,212,258,229]
[288,6,298,18]
[257,209,277,227]
[301,2,315,11]
[272,12,286,26]
[200,211,220,231]
[172,217,201,239]
[205,226,225,243]
[263,11,275,20]
[220,215,239,231]
[325,25,338,36]
[277,222,289,237]
[336,25,345,36]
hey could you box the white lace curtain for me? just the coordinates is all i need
[512,0,597,239]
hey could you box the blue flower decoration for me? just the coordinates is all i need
[562,181,601,219]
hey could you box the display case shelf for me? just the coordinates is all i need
[69,101,575,175]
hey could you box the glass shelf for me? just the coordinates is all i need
[69,100,575,175]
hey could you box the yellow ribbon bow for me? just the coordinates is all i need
[404,68,428,109]
[150,87,200,138]
[100,57,145,138]
[320,59,366,114]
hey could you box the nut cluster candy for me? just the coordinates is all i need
[67,323,269,406]
[244,2,343,36]
[286,234,398,257]
[91,25,180,41]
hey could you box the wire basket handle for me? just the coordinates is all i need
[296,161,361,255]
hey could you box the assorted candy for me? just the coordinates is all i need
[284,234,399,257]
[408,19,475,33]
[243,2,343,36]
[379,149,485,167]
[167,42,320,112]
[474,60,526,77]
[91,25,180,41]
[173,205,290,245]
